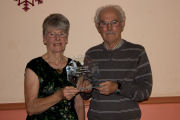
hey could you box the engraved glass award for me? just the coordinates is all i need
[66,57,100,90]
[83,56,100,89]
[66,60,83,86]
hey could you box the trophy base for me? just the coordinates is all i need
[78,85,104,90]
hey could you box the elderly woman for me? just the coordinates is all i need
[24,13,84,120]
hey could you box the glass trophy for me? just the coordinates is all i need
[66,58,100,90]
[66,60,83,86]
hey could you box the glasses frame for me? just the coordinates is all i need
[47,31,67,39]
[99,20,121,28]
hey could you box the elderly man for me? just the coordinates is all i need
[80,5,152,120]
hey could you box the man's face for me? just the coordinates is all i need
[97,8,125,44]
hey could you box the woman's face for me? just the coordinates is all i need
[43,27,68,53]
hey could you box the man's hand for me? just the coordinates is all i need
[97,81,118,95]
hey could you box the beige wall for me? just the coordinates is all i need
[0,0,180,103]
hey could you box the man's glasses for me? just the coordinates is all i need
[99,20,120,27]
[47,32,67,38]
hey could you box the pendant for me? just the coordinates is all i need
[56,69,63,74]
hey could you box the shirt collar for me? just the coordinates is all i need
[103,39,124,51]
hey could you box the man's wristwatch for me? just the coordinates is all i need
[115,82,121,94]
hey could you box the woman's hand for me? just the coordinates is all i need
[62,86,79,100]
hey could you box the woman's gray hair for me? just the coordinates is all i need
[94,5,126,25]
[43,13,70,36]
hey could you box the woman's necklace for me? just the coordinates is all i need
[54,58,66,74]
[45,54,66,74]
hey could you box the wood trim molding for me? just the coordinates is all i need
[84,96,180,106]
[140,96,180,104]
[1,96,180,110]
[0,103,25,110]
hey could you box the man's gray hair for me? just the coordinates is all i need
[94,5,126,25]
[43,13,70,36]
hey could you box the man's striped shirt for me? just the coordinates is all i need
[82,39,152,120]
